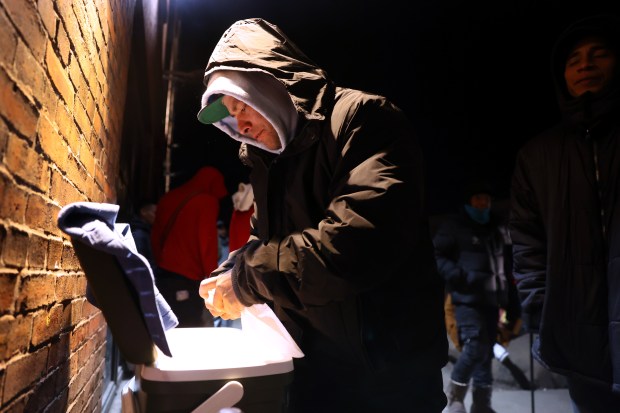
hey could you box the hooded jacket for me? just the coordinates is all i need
[201,18,447,398]
[151,166,228,281]
[510,14,620,392]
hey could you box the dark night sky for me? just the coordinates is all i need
[167,0,618,219]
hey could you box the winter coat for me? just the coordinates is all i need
[204,18,447,396]
[510,15,620,392]
[434,209,520,320]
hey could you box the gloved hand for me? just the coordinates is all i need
[199,270,245,320]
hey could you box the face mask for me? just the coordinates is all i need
[464,204,490,224]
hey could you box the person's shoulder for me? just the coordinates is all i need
[336,87,395,108]
[333,87,407,126]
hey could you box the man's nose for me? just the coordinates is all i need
[237,118,251,135]
[577,55,595,71]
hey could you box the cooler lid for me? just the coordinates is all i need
[140,327,294,382]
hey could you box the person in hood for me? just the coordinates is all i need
[434,182,521,413]
[151,166,228,328]
[510,14,620,412]
[196,18,448,413]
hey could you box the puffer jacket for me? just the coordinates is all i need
[510,14,620,392]
[204,18,447,388]
[434,209,519,315]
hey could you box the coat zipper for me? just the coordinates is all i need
[587,128,606,238]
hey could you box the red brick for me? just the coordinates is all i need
[37,0,58,39]
[85,1,104,51]
[55,103,79,153]
[3,228,29,268]
[0,271,18,315]
[60,242,81,271]
[50,171,84,213]
[0,177,27,224]
[47,238,63,270]
[27,233,47,269]
[6,133,43,189]
[0,314,32,359]
[16,273,55,311]
[14,38,47,99]
[73,96,91,138]
[3,346,49,403]
[72,1,97,60]
[55,274,80,302]
[32,303,71,346]
[38,78,60,121]
[26,194,58,234]
[3,0,46,61]
[45,44,74,108]
[68,59,88,112]
[56,21,71,66]
[0,6,18,65]
[0,69,38,140]
[78,138,96,179]
[38,114,69,172]
[47,332,70,370]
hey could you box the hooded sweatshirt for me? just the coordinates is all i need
[196,18,448,410]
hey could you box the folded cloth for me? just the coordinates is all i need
[57,202,178,356]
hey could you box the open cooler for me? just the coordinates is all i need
[57,202,295,413]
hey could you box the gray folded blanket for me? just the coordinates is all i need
[57,201,178,357]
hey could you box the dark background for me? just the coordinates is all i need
[166,0,618,219]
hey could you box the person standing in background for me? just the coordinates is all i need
[151,166,228,328]
[434,182,521,413]
[510,14,620,412]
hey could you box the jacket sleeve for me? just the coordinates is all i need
[231,97,438,309]
[509,149,547,332]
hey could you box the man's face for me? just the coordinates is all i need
[564,36,616,98]
[221,95,281,150]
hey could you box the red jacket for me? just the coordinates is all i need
[151,166,228,280]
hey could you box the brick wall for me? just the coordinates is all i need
[0,0,138,411]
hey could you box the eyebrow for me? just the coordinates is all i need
[228,99,246,117]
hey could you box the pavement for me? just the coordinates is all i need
[442,333,573,413]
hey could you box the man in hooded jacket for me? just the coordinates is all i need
[510,14,620,412]
[196,18,448,413]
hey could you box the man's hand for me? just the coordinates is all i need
[199,271,244,320]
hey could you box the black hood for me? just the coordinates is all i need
[550,14,620,126]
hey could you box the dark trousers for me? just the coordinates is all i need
[155,268,213,328]
[568,377,620,413]
[451,304,498,387]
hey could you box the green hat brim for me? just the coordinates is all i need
[197,95,230,124]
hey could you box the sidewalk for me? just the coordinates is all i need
[442,334,572,413]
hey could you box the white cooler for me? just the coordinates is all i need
[64,231,294,413]
[123,327,293,413]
